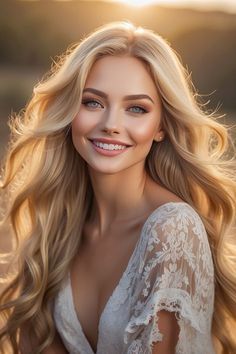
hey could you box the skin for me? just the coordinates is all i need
[19,323,68,354]
[71,55,179,353]
[71,55,166,236]
[20,55,179,353]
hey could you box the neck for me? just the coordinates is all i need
[87,163,151,236]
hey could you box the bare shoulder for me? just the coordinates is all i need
[145,176,184,210]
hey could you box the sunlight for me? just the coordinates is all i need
[118,0,156,5]
[112,0,236,12]
[117,0,180,6]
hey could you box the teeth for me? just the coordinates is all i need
[93,141,127,150]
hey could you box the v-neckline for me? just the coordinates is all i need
[67,201,187,354]
[67,225,142,354]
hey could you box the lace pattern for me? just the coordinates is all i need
[53,202,215,354]
[123,203,215,354]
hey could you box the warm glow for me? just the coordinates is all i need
[18,0,236,13]
[118,0,156,5]
[117,0,180,6]
[112,0,236,12]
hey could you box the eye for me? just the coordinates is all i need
[82,99,103,109]
[128,105,148,114]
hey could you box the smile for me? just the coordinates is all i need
[93,141,126,151]
[89,140,131,157]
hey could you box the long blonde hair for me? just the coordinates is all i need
[0,21,235,353]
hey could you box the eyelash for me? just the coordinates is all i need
[82,99,148,114]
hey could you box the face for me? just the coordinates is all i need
[71,55,164,175]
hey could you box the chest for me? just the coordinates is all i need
[70,222,144,352]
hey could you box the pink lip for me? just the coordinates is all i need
[89,138,132,146]
[89,140,130,157]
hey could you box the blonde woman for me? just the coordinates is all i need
[0,21,236,354]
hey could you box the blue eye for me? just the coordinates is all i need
[82,99,103,108]
[82,99,148,114]
[128,106,148,114]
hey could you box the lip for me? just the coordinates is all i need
[88,138,132,147]
[89,139,130,157]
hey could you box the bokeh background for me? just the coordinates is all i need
[0,0,236,162]
[0,1,235,352]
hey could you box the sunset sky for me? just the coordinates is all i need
[23,0,236,13]
[109,0,236,12]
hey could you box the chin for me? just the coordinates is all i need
[88,163,127,175]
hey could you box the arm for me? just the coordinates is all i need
[151,310,180,354]
[19,324,69,354]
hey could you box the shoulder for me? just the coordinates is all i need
[124,202,215,350]
[139,201,214,289]
[143,180,205,233]
[143,201,209,250]
[145,201,205,229]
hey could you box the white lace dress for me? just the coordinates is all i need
[53,202,215,354]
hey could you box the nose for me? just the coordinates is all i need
[101,107,121,134]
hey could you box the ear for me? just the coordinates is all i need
[153,128,165,143]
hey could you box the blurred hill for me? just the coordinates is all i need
[0,1,235,158]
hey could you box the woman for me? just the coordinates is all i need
[0,21,235,354]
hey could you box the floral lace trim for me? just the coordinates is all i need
[123,203,215,354]
[124,289,213,354]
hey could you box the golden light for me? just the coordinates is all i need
[116,0,182,7]
[118,0,156,5]
[112,0,236,12]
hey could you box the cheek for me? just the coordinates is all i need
[131,120,159,144]
[72,113,89,136]
[71,113,91,153]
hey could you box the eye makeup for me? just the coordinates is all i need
[82,97,150,115]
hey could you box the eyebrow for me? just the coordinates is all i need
[82,88,155,104]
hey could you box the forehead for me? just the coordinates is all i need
[84,55,159,100]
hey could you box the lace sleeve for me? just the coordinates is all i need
[124,203,215,354]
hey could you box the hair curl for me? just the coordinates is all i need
[0,20,236,353]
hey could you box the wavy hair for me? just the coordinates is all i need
[0,21,236,353]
